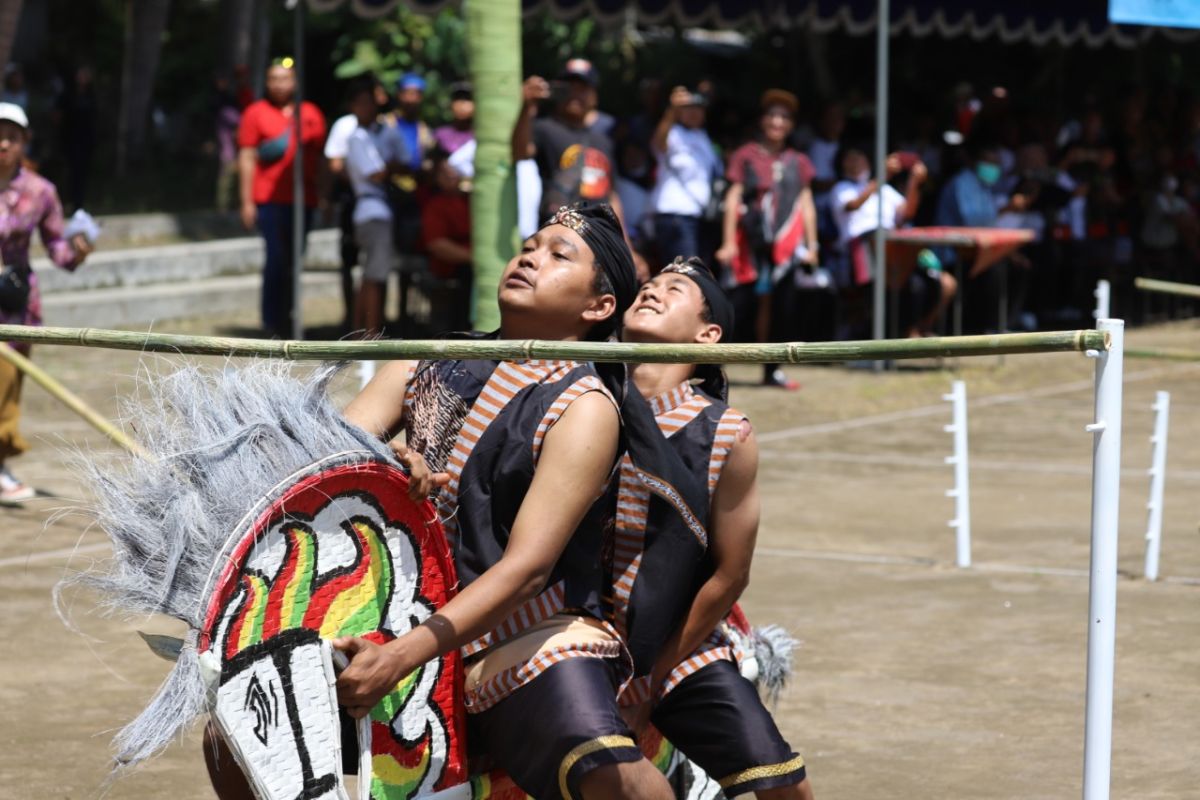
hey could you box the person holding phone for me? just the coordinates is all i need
[650,86,721,266]
[512,59,625,225]
[832,145,955,337]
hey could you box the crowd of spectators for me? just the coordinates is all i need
[229,58,1200,383]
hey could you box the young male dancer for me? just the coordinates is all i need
[204,203,686,800]
[616,257,814,800]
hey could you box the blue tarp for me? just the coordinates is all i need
[309,0,1198,46]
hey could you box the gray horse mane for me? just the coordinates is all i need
[57,359,392,771]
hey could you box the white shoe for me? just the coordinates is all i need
[0,468,35,503]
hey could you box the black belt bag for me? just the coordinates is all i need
[0,261,31,314]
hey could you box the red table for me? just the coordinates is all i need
[886,226,1035,335]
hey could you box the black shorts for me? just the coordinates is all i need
[468,657,643,800]
[651,659,806,796]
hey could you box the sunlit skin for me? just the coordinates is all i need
[622,273,721,346]
[264,65,295,107]
[497,224,617,340]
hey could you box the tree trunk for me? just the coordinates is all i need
[465,0,521,330]
[0,0,25,76]
[116,0,172,175]
[218,0,256,80]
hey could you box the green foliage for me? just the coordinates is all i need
[331,8,468,126]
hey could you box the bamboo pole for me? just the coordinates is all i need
[0,343,149,458]
[1126,348,1200,363]
[1134,277,1200,299]
[0,325,1108,364]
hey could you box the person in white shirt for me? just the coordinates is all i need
[831,145,956,336]
[324,109,361,330]
[650,86,721,263]
[344,80,408,336]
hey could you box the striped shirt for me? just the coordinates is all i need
[403,357,622,712]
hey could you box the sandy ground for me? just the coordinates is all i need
[1,300,1198,799]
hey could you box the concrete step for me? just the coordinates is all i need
[33,229,341,293]
[41,271,342,329]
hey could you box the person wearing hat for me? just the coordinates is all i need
[716,89,818,390]
[512,58,625,224]
[0,102,93,502]
[236,58,327,338]
[433,81,474,156]
[388,72,434,175]
[615,257,815,800]
[650,86,721,266]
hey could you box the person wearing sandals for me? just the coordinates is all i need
[0,102,92,503]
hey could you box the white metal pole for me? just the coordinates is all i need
[1094,280,1111,322]
[1083,318,1123,800]
[944,380,971,568]
[871,0,890,367]
[290,0,306,341]
[1143,391,1170,582]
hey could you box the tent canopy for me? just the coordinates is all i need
[310,0,1196,47]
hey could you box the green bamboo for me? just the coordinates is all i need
[1127,348,1200,363]
[0,325,1109,364]
[0,342,150,458]
[1134,277,1200,299]
[465,0,521,331]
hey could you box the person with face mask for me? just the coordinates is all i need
[935,142,1030,332]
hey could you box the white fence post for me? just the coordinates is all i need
[1082,318,1123,800]
[1094,280,1111,321]
[943,380,971,568]
[358,359,377,389]
[1143,391,1170,582]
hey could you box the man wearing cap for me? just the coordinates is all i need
[512,59,624,224]
[616,257,815,800]
[716,89,817,390]
[650,85,721,265]
[433,81,474,156]
[388,72,434,176]
[0,102,93,502]
[236,58,327,338]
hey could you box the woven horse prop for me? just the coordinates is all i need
[61,362,793,800]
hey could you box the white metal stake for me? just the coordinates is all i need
[1094,280,1111,321]
[1083,318,1123,800]
[943,380,971,568]
[1143,391,1170,581]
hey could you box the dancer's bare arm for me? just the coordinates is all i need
[334,391,619,717]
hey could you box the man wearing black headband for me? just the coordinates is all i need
[616,257,814,800]
[325,202,690,800]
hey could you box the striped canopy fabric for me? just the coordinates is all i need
[309,0,1198,47]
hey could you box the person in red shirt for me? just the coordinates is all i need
[716,89,817,390]
[237,57,327,338]
[421,149,472,331]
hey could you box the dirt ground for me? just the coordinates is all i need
[2,300,1198,799]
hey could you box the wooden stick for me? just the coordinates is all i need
[0,325,1110,364]
[1134,277,1200,299]
[0,343,150,458]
